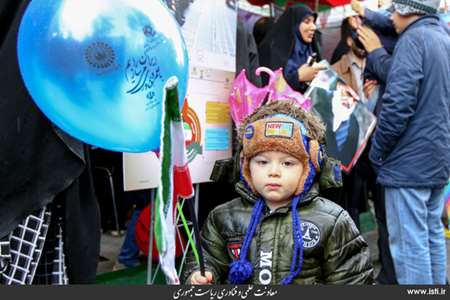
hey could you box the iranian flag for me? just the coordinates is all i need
[154,77,194,284]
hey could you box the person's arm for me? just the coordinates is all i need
[284,62,326,93]
[323,210,374,284]
[363,9,397,36]
[369,36,423,168]
[284,60,308,92]
[181,209,229,284]
[365,47,392,84]
[351,0,395,35]
[357,26,392,83]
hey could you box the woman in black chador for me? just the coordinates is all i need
[258,5,324,94]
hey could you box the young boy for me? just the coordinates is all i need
[182,101,374,284]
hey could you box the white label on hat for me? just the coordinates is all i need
[265,122,294,139]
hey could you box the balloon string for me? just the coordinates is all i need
[176,202,200,266]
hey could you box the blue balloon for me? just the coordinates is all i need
[17,0,189,152]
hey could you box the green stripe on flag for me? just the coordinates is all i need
[154,80,180,256]
[153,78,184,283]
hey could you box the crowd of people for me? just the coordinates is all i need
[0,0,449,286]
[184,0,450,285]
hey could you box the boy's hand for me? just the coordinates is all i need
[364,79,378,98]
[190,271,213,285]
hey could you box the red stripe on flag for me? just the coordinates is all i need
[173,164,194,201]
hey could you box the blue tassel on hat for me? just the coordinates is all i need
[228,198,265,284]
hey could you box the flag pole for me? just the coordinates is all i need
[187,184,206,276]
[147,188,156,284]
[194,183,200,221]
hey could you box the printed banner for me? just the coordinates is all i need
[305,62,376,173]
[124,67,234,190]
[123,0,236,191]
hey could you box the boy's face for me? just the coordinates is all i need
[249,151,303,210]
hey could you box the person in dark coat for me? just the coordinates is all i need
[339,1,399,285]
[236,18,262,87]
[253,16,275,46]
[350,1,449,284]
[0,0,100,284]
[258,5,325,94]
[368,0,450,284]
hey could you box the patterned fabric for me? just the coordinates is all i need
[392,0,440,15]
[33,204,68,285]
[0,207,50,285]
[0,204,68,285]
[0,237,10,273]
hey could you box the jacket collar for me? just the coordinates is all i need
[402,14,440,35]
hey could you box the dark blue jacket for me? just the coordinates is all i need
[284,38,312,93]
[363,8,396,86]
[364,10,450,85]
[364,11,450,115]
[363,9,397,116]
[363,9,397,54]
[369,15,450,188]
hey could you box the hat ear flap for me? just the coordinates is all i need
[309,140,322,172]
[242,158,257,194]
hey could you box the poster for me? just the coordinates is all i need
[123,0,236,191]
[166,0,237,72]
[305,62,377,173]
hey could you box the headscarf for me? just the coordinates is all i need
[258,5,321,92]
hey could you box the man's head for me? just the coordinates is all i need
[390,0,440,33]
[331,81,359,132]
[341,16,366,58]
[239,101,325,205]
